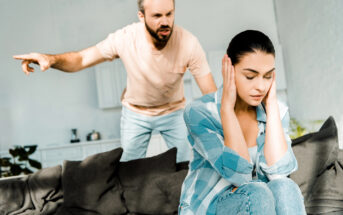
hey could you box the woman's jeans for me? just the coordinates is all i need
[120,106,190,162]
[216,178,306,215]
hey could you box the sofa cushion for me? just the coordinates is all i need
[118,147,178,214]
[58,147,126,215]
[27,165,63,213]
[154,169,189,211]
[176,161,189,171]
[305,157,343,214]
[0,176,31,214]
[290,116,339,201]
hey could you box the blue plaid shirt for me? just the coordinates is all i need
[179,87,298,215]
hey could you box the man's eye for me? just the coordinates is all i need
[246,76,254,80]
[264,76,272,79]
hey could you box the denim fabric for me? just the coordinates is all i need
[120,106,190,162]
[216,178,306,215]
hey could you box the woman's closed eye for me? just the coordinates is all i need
[245,75,272,80]
[263,71,273,79]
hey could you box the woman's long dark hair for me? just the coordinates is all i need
[227,30,275,65]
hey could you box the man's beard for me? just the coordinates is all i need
[145,21,173,44]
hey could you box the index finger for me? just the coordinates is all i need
[225,55,232,77]
[13,54,32,60]
[222,54,228,78]
[226,55,232,68]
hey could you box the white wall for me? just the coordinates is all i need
[0,0,280,151]
[0,0,138,151]
[274,0,343,148]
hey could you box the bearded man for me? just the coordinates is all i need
[13,0,217,162]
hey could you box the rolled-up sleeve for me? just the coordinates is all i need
[184,105,253,187]
[259,111,298,180]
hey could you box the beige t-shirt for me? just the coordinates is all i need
[96,22,210,116]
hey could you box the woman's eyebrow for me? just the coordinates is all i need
[243,68,275,75]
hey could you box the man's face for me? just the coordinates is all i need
[141,0,175,43]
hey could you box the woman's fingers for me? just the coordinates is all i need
[221,55,236,109]
[222,55,228,81]
[264,71,278,106]
[227,56,232,83]
[270,71,276,91]
[230,65,235,89]
[229,65,237,100]
[222,55,233,86]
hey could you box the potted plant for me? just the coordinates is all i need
[0,145,42,178]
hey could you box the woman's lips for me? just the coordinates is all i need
[251,95,264,100]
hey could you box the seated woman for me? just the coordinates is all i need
[178,30,306,215]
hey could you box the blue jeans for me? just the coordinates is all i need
[216,178,306,215]
[120,106,190,162]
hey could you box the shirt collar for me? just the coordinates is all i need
[215,85,267,123]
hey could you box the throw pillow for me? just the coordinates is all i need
[176,161,189,171]
[305,159,343,214]
[118,147,177,214]
[59,147,126,215]
[154,169,189,212]
[290,116,339,201]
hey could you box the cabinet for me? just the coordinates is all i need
[36,139,122,168]
[0,140,121,168]
[0,134,168,169]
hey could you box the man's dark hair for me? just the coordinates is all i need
[227,30,275,65]
[138,0,175,14]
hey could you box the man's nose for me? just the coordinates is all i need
[160,16,169,26]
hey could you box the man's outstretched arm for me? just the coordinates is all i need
[13,46,105,75]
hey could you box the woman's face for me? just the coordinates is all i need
[234,50,275,106]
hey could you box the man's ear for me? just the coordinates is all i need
[138,11,145,23]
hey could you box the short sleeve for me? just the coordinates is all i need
[96,29,124,60]
[187,38,211,78]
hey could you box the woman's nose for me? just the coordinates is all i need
[255,79,266,92]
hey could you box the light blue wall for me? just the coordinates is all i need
[0,0,280,151]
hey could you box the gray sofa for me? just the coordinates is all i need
[0,117,342,215]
